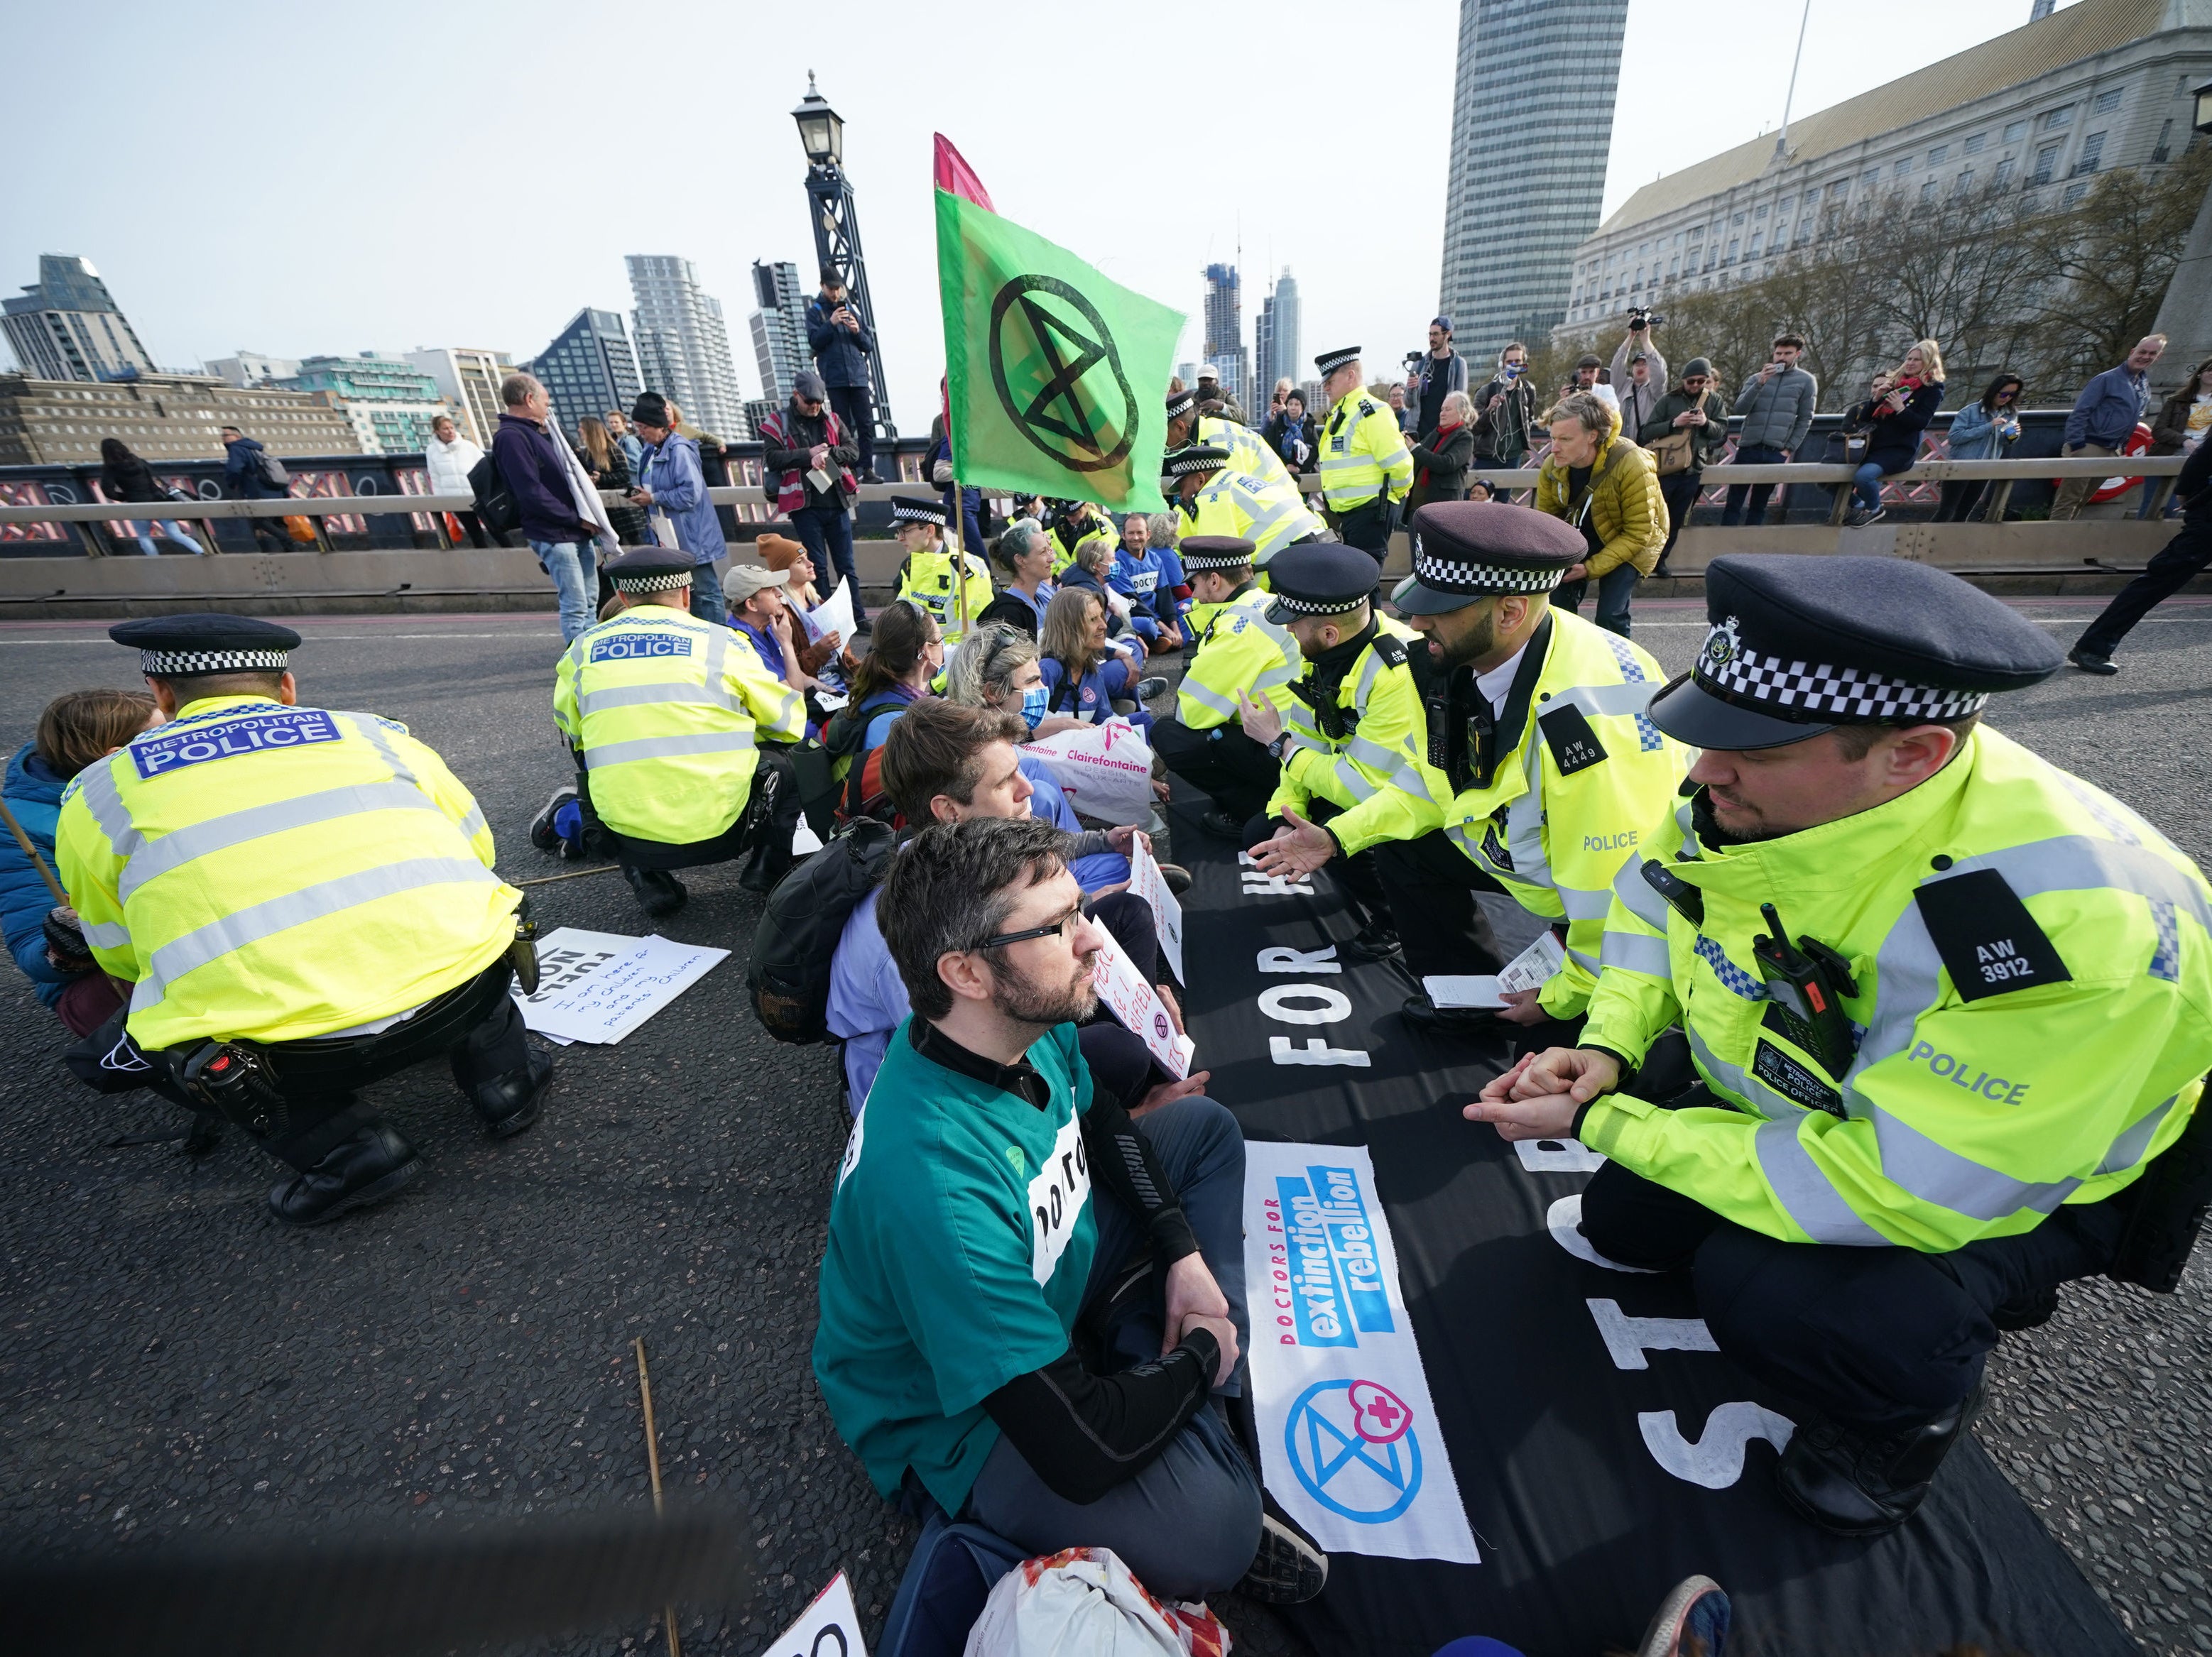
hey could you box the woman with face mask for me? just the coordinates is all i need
[944,624,1189,894]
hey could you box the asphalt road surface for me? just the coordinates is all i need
[0,595,2206,1656]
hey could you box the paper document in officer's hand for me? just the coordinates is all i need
[512,926,729,1045]
[1422,930,1567,1010]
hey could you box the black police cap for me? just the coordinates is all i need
[1177,535,1256,573]
[1265,542,1382,624]
[605,545,693,593]
[110,613,300,677]
[1651,554,2065,750]
[890,496,947,527]
[1390,501,1584,616]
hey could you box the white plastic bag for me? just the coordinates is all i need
[1025,716,1155,826]
[962,1548,1230,1657]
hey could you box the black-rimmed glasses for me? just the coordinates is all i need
[975,907,1082,951]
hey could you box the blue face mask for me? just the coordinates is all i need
[1019,684,1049,730]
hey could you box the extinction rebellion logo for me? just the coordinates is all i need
[988,275,1138,474]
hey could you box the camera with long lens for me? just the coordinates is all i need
[1625,306,1667,330]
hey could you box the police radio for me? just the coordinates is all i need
[1750,902,1860,1078]
[178,1039,285,1135]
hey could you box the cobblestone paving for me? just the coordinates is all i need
[0,596,2206,1656]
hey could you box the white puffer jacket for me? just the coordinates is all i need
[425,432,486,496]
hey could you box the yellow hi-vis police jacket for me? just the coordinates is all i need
[1330,609,1687,1018]
[1581,725,2212,1252]
[1179,470,1329,572]
[1197,413,1297,493]
[1049,512,1117,579]
[554,606,806,845]
[1319,387,1413,514]
[55,695,519,1052]
[1268,616,1440,826]
[1176,586,1302,732]
[895,538,996,646]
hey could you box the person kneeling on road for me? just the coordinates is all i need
[814,815,1326,1605]
[1150,537,1303,837]
[1467,556,2212,1538]
[825,697,1186,1110]
[543,545,808,917]
[56,614,550,1227]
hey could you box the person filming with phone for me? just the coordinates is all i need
[1471,341,1539,481]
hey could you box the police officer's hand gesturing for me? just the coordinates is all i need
[1233,687,1282,745]
[1249,808,1335,877]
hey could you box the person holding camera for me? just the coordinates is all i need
[1471,341,1539,480]
[1611,312,1668,440]
[1411,316,1467,439]
[1638,358,1729,578]
[806,270,881,483]
[1722,335,1819,527]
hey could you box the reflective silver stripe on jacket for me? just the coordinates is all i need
[133,855,501,1009]
[1600,928,1672,976]
[1545,681,1660,723]
[579,682,719,717]
[1753,1118,1890,1245]
[584,730,759,770]
[342,711,485,842]
[117,782,442,905]
[1610,855,1672,931]
[1180,679,1237,718]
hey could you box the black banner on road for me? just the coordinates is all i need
[1168,797,2129,1657]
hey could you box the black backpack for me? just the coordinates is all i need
[468,452,522,537]
[748,816,898,1043]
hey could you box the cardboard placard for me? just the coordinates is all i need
[1128,833,1185,985]
[1090,926,1191,1080]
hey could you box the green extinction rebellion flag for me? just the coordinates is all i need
[935,156,1184,513]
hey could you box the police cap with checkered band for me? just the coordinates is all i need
[1651,554,2063,750]
[604,544,694,594]
[111,613,301,677]
[1390,500,1584,616]
[1265,542,1384,624]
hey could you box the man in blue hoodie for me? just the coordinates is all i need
[626,391,729,623]
[806,270,881,483]
[220,426,294,553]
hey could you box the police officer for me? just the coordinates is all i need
[553,546,807,917]
[1312,346,1412,562]
[1150,536,1302,836]
[1164,443,1326,574]
[1049,498,1118,578]
[1469,555,2212,1536]
[1165,388,1296,493]
[1228,542,1433,961]
[890,496,995,649]
[1256,501,1687,1035]
[55,615,549,1227]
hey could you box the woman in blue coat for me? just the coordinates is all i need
[4,689,157,1033]
[1035,589,1158,732]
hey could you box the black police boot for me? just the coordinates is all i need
[1199,808,1244,840]
[266,1122,422,1227]
[1343,916,1402,962]
[1992,1284,2060,1330]
[622,865,686,918]
[2067,646,2118,676]
[528,787,577,854]
[739,837,794,895]
[1776,1385,1983,1537]
[469,1049,555,1139]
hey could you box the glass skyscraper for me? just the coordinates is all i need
[1439,0,1630,355]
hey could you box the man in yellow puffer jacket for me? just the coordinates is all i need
[1534,390,1667,641]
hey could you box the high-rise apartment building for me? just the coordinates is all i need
[1439,0,1630,354]
[283,354,455,456]
[2,255,157,383]
[1253,268,1301,401]
[1201,263,1249,411]
[403,346,515,446]
[626,254,746,439]
[748,260,810,405]
[528,309,643,442]
[205,351,301,388]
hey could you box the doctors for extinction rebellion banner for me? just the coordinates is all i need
[1242,1142,1479,1564]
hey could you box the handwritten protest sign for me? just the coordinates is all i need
[513,927,729,1046]
[763,1570,866,1656]
[1127,833,1184,983]
[1090,926,1190,1080]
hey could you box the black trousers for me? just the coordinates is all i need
[1241,799,1389,926]
[580,749,802,873]
[67,961,531,1171]
[1580,1147,2135,1432]
[1370,827,1508,978]
[828,384,876,477]
[2076,515,2212,657]
[1153,718,1279,824]
[1933,479,1988,523]
[1656,471,1701,568]
[1333,499,1393,562]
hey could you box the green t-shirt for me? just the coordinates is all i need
[812,1016,1098,1512]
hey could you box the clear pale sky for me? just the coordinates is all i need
[2,0,2073,426]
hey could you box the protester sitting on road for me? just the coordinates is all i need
[1057,539,1149,664]
[814,814,1325,1605]
[1535,391,1667,639]
[724,563,824,698]
[1262,390,1317,476]
[823,704,1184,1108]
[1111,512,1183,648]
[823,600,943,819]
[3,689,158,1036]
[974,519,1057,641]
[1933,373,2024,525]
[754,533,845,682]
[1836,340,1944,528]
[97,439,206,557]
[1036,588,1163,731]
[1145,511,1192,636]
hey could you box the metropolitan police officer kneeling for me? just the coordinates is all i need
[55,615,549,1226]
[552,546,807,917]
[1468,557,2212,1536]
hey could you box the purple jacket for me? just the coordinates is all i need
[491,412,590,544]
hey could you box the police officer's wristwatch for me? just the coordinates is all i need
[1266,733,1290,762]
